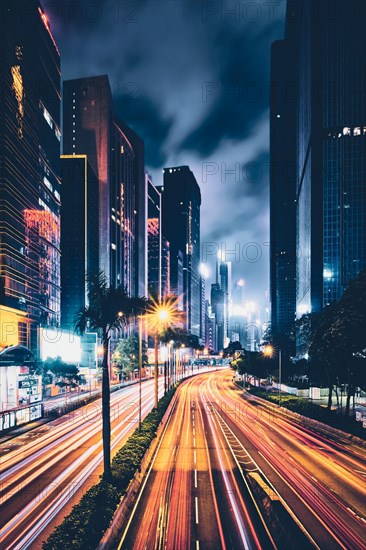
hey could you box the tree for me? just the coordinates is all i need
[112,335,148,379]
[44,356,84,393]
[75,271,146,479]
[321,270,366,414]
[231,350,274,380]
[223,341,243,358]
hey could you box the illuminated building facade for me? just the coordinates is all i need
[60,156,99,329]
[205,301,217,352]
[146,174,162,297]
[282,0,366,318]
[160,167,201,336]
[63,75,146,297]
[0,1,61,353]
[161,237,171,298]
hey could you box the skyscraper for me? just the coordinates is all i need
[0,1,61,354]
[270,29,297,337]
[160,166,201,336]
[211,283,224,351]
[205,301,217,352]
[161,237,171,298]
[146,173,162,298]
[60,156,99,329]
[293,1,366,316]
[271,0,366,334]
[219,257,232,347]
[63,75,146,298]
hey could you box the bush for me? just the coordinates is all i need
[43,385,179,550]
[247,387,366,439]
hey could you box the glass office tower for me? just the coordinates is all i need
[0,1,61,353]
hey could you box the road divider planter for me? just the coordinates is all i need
[42,384,180,550]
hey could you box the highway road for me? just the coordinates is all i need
[119,369,366,550]
[0,378,164,549]
[0,366,216,550]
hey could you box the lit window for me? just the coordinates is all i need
[43,176,53,191]
[353,127,361,136]
[111,243,116,250]
[343,127,351,136]
[42,106,53,129]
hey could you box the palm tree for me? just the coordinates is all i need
[75,271,146,479]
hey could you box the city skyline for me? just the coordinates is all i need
[1,2,365,550]
[47,0,286,304]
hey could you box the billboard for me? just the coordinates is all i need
[39,328,81,363]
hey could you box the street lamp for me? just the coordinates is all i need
[263,344,282,406]
[145,297,180,408]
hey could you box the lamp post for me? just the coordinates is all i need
[138,315,143,430]
[263,345,282,407]
[145,297,180,409]
[181,344,185,378]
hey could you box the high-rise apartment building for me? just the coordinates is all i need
[0,1,61,354]
[160,166,201,336]
[63,75,146,298]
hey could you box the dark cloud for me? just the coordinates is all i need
[46,0,285,302]
[114,94,174,168]
[180,24,282,156]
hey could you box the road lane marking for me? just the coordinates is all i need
[196,540,199,549]
[194,450,197,463]
[193,437,196,447]
[195,496,199,524]
[194,468,197,488]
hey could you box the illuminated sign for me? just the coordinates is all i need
[40,328,81,363]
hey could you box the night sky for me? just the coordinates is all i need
[46,0,286,306]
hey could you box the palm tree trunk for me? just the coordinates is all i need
[102,333,111,479]
[345,389,351,417]
[164,360,167,393]
[327,384,333,410]
[154,333,159,409]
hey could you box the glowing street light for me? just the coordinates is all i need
[262,344,282,406]
[263,345,274,357]
[145,296,181,408]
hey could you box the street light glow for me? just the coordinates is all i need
[263,345,274,357]
[157,308,169,321]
